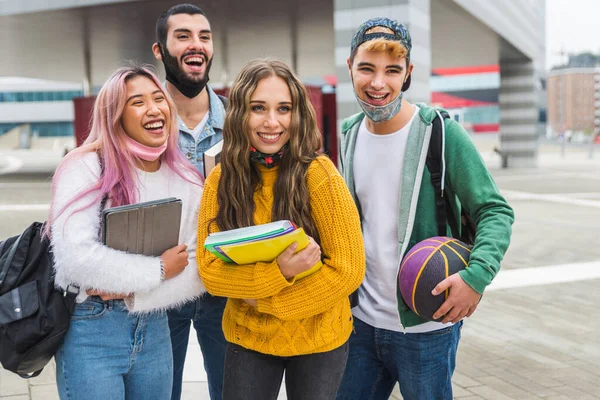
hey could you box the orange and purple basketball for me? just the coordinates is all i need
[399,236,472,322]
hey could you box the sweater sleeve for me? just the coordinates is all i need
[50,153,162,294]
[197,166,295,299]
[128,182,206,312]
[256,157,366,320]
[444,120,515,294]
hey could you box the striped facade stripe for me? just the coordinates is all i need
[499,59,538,166]
[432,64,500,76]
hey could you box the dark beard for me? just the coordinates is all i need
[159,44,213,99]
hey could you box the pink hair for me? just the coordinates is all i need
[45,65,202,237]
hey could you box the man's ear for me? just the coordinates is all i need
[347,57,352,76]
[152,43,163,61]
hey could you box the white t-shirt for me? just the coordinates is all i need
[352,106,450,333]
[179,112,209,141]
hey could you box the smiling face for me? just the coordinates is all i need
[349,45,412,107]
[247,75,292,154]
[154,13,214,85]
[121,76,171,148]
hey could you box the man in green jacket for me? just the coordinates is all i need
[336,18,514,400]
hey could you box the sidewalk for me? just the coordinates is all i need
[3,277,599,399]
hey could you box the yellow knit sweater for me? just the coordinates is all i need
[197,156,365,356]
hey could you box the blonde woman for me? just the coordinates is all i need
[197,59,366,400]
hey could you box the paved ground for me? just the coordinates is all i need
[1,137,600,399]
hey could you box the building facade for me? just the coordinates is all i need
[547,68,598,137]
[0,77,81,145]
[1,0,546,166]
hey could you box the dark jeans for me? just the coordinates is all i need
[167,293,227,400]
[223,341,349,400]
[337,317,462,400]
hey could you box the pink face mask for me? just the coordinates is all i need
[124,135,168,162]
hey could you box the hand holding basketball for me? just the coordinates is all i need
[399,237,473,321]
[431,274,482,324]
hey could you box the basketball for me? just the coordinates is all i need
[399,236,472,322]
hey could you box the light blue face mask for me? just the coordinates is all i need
[355,90,404,123]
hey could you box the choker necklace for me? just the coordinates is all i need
[250,143,289,168]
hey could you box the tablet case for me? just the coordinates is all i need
[101,198,182,257]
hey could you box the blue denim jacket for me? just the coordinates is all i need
[176,86,225,178]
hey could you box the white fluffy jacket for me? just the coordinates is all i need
[51,152,206,313]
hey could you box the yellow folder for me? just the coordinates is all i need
[217,228,322,279]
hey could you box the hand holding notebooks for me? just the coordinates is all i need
[203,220,322,279]
[102,198,182,257]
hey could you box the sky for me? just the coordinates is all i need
[546,0,600,69]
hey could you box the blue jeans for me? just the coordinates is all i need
[55,297,172,400]
[167,293,227,400]
[337,317,462,400]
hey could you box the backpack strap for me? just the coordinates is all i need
[0,234,23,288]
[426,112,448,237]
[18,370,43,379]
[426,110,462,238]
[0,240,7,258]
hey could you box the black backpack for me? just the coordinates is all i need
[0,223,78,378]
[426,111,476,245]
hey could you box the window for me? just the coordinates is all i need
[0,90,82,102]
[30,122,74,137]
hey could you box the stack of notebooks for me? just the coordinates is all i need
[203,220,322,279]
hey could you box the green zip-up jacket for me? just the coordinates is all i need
[340,104,514,328]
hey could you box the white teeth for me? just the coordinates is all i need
[185,57,204,64]
[368,93,387,99]
[144,121,163,129]
[258,133,280,140]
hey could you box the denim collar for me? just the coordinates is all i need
[205,86,225,131]
[162,82,225,133]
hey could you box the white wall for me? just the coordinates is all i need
[0,102,74,123]
[0,9,89,84]
[453,0,545,67]
[0,0,335,88]
[0,0,142,16]
[430,0,499,68]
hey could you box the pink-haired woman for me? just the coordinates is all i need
[47,65,205,400]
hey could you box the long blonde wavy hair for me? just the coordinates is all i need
[216,59,323,243]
